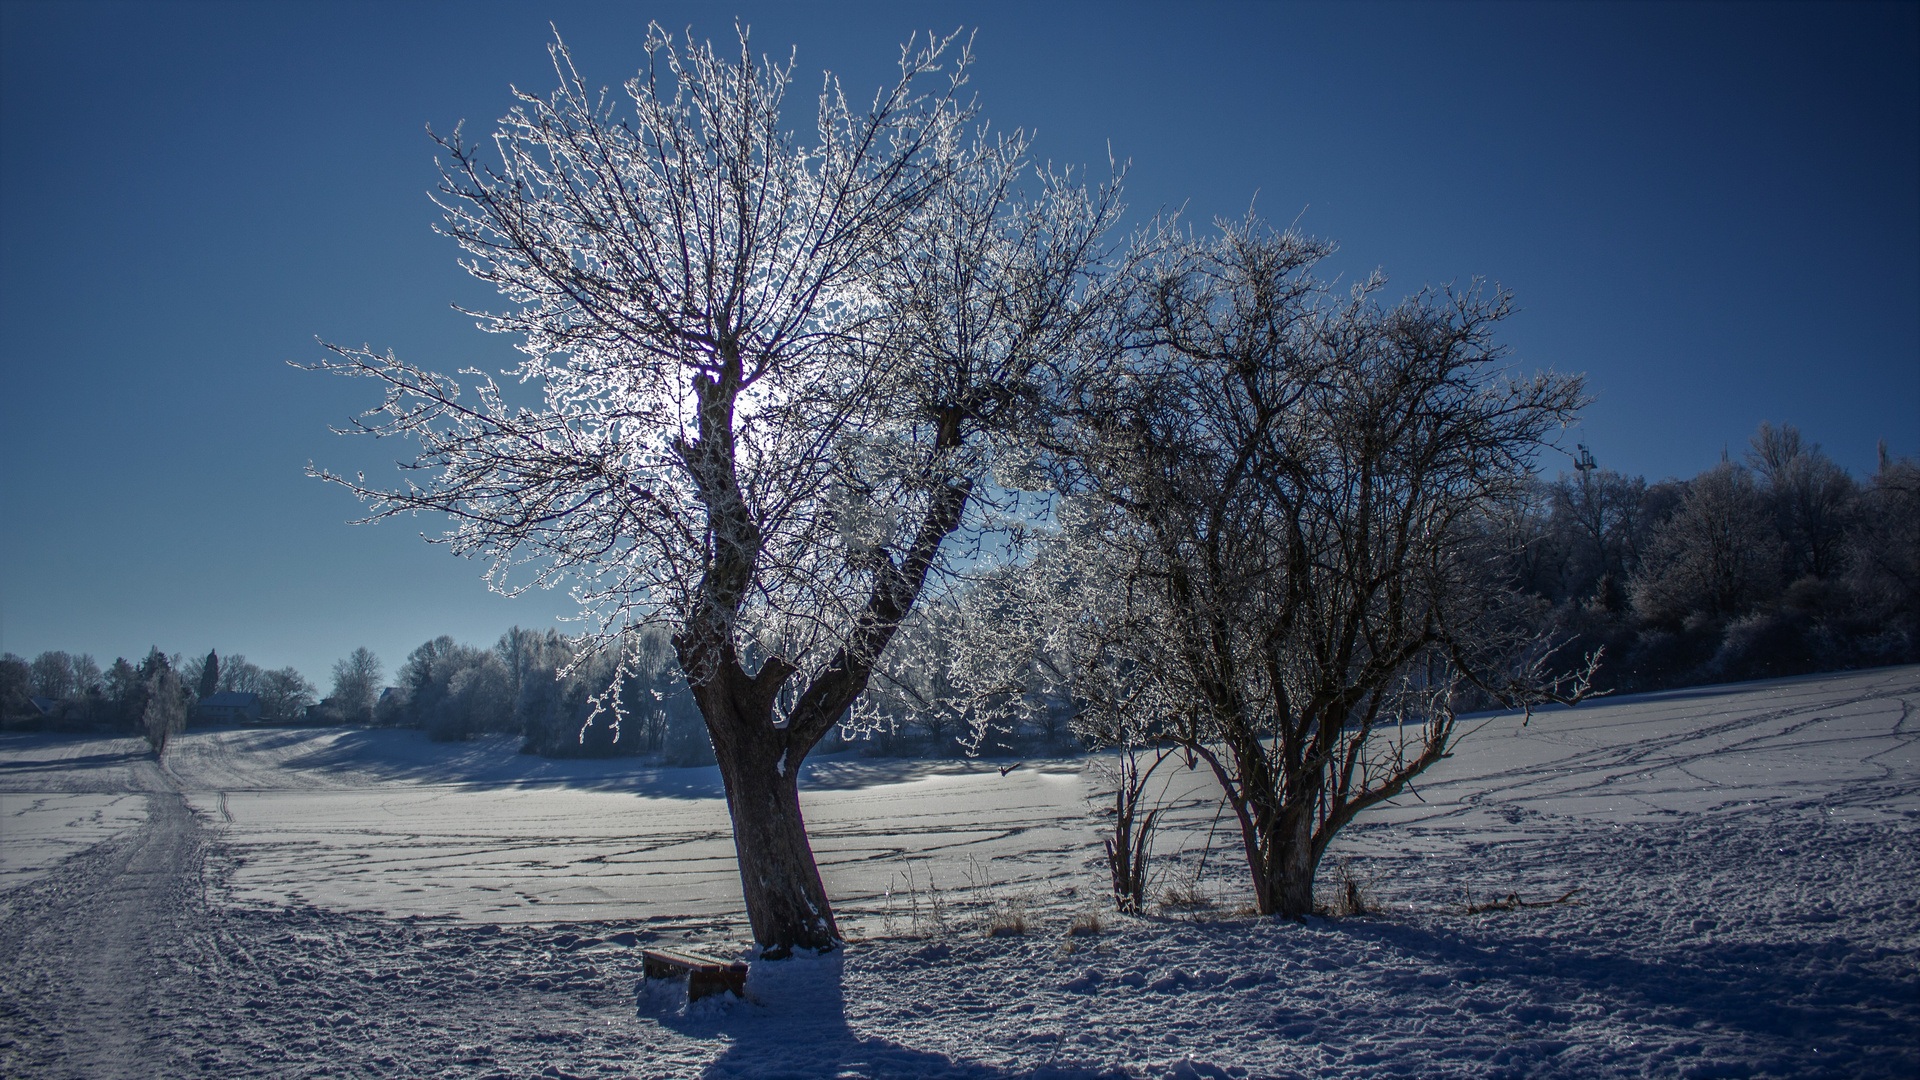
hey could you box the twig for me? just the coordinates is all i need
[1465,886,1583,914]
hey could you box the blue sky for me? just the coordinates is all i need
[2,1,1915,688]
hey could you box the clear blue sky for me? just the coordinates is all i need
[3,1,1915,689]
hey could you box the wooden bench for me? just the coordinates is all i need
[642,947,749,1002]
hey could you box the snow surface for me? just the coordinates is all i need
[1,665,1915,1078]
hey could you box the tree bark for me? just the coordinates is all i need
[1263,803,1320,918]
[691,670,840,957]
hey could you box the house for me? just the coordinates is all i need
[195,691,261,724]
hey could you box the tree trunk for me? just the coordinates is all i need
[1259,802,1320,919]
[693,674,839,958]
[714,734,838,957]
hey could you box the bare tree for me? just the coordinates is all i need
[311,25,1119,955]
[1048,217,1596,917]
[1747,421,1857,582]
[1847,444,1920,625]
[258,667,317,723]
[1094,742,1176,913]
[30,651,75,702]
[217,655,267,696]
[329,647,383,723]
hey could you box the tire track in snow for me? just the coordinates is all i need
[0,758,206,1080]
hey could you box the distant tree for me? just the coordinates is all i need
[1547,467,1650,611]
[218,655,267,696]
[445,655,512,736]
[142,668,187,756]
[197,649,221,702]
[134,648,188,753]
[328,647,382,723]
[1747,422,1857,582]
[515,629,698,758]
[1846,444,1920,631]
[257,667,317,723]
[30,651,75,701]
[494,628,548,711]
[103,657,141,726]
[373,684,410,726]
[70,654,102,696]
[0,654,31,718]
[396,636,509,740]
[511,630,578,747]
[1630,462,1782,627]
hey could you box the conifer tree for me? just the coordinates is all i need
[198,649,220,702]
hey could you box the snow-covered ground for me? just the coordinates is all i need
[1,665,1915,1078]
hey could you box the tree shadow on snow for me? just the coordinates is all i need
[647,948,1125,1080]
[270,731,1085,800]
[796,755,1082,791]
[1323,916,1917,1065]
[273,729,732,798]
[0,749,149,775]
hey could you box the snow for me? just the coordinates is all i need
[2,665,1916,1078]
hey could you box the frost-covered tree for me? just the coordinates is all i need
[134,649,188,755]
[1747,421,1856,583]
[1046,218,1596,918]
[329,647,382,723]
[1630,462,1782,627]
[853,582,1037,756]
[313,25,1118,954]
[1847,444,1920,630]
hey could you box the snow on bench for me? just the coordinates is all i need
[641,947,748,1002]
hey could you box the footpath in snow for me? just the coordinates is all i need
[0,665,1915,1078]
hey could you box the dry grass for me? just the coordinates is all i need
[880,861,953,939]
[1325,857,1376,917]
[1158,881,1216,914]
[984,901,1030,937]
[963,856,1033,938]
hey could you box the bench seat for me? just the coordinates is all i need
[642,947,748,1002]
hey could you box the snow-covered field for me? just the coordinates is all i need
[1,666,1915,1078]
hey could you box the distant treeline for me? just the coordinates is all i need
[0,648,315,730]
[1505,424,1918,692]
[374,626,713,764]
[6,422,1914,756]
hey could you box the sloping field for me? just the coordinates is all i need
[1,665,1915,1078]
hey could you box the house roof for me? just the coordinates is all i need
[199,691,259,707]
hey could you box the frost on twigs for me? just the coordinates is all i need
[303,19,1128,953]
[1035,214,1600,920]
